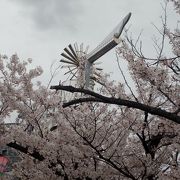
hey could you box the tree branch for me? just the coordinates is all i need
[7,142,67,178]
[50,85,180,124]
[7,141,44,161]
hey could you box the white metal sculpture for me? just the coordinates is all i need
[60,12,131,89]
[60,43,102,89]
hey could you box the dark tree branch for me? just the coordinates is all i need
[63,97,102,107]
[137,132,177,159]
[7,142,69,178]
[7,141,44,161]
[50,85,180,124]
[136,133,150,155]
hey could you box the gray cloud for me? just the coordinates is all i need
[12,0,83,31]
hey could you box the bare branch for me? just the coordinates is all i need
[115,53,138,102]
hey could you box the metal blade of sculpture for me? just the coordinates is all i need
[60,43,102,89]
[60,12,131,90]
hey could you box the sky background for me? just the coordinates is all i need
[0,0,178,85]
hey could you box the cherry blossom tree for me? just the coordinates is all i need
[0,0,180,179]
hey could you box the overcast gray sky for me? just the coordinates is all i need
[0,0,177,85]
